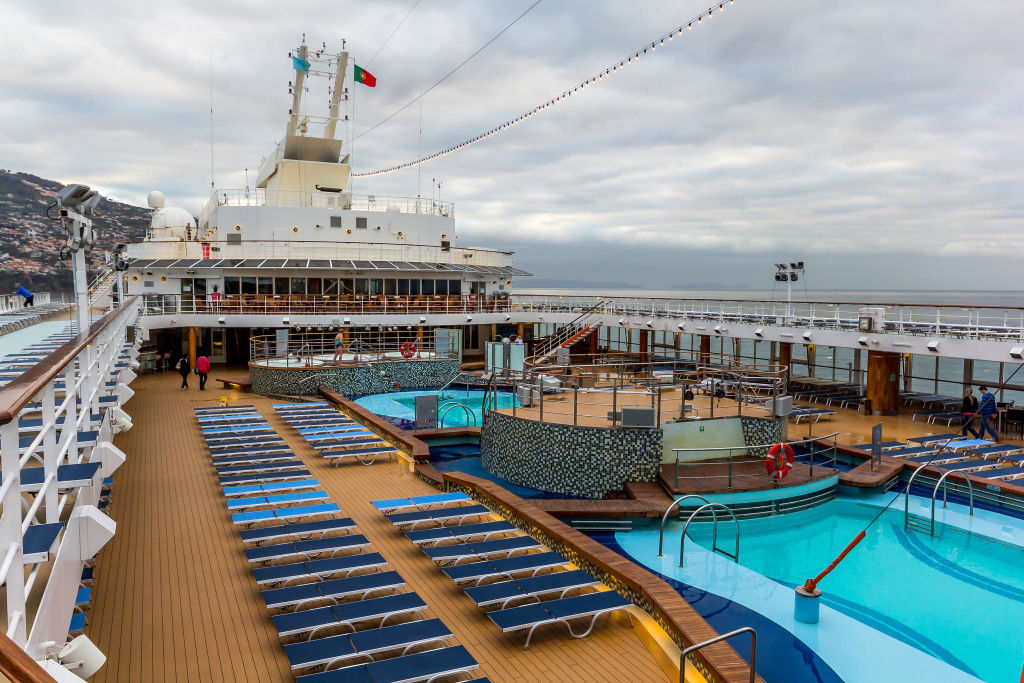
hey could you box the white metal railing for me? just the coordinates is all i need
[210,188,455,217]
[0,293,55,314]
[0,295,141,664]
[248,330,458,367]
[509,295,1024,342]
[139,294,513,317]
[127,238,514,267]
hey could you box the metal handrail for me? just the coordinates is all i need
[679,503,740,568]
[679,627,757,683]
[658,495,713,556]
[930,469,974,535]
[438,401,476,427]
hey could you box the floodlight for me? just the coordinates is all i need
[790,273,798,282]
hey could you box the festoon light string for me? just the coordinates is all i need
[352,0,735,177]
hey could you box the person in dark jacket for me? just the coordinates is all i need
[14,284,33,307]
[960,387,980,438]
[176,355,190,390]
[977,386,999,442]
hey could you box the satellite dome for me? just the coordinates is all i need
[147,191,166,209]
[150,206,197,240]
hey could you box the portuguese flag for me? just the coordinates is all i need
[353,64,377,88]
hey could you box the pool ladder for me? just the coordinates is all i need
[903,462,974,536]
[658,495,740,568]
[438,401,476,428]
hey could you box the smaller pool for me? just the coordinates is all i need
[354,388,517,428]
[257,351,440,368]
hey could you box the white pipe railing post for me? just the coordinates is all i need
[0,420,27,645]
[41,383,58,524]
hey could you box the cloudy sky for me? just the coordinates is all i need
[3,1,1023,291]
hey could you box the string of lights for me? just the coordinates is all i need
[352,0,735,177]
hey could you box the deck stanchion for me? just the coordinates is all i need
[612,385,618,427]
[539,382,544,423]
[573,386,578,426]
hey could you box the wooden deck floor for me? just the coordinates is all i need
[85,371,669,682]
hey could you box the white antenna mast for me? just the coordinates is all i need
[209,42,215,190]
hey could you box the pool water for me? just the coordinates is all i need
[622,497,1024,682]
[354,389,517,428]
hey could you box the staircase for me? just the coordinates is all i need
[530,302,604,364]
[88,268,118,309]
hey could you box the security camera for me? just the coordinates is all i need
[56,184,97,210]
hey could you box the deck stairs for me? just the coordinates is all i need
[88,268,118,309]
[531,302,604,364]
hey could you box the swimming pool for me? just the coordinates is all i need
[354,388,517,428]
[617,493,1024,682]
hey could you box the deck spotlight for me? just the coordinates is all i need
[1010,347,1024,360]
[504,314,511,321]
[217,317,225,324]
[282,317,289,325]
[645,320,653,328]
[466,315,473,322]
[802,331,813,341]
[343,317,351,325]
[170,319,176,325]
[714,325,724,334]
[926,340,941,353]
[618,319,626,326]
[858,336,869,346]
[419,316,427,324]
[754,328,764,337]
[677,322,686,330]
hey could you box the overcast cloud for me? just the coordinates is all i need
[2,1,1022,290]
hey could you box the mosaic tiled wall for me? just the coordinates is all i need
[249,359,460,397]
[740,415,788,455]
[480,411,662,498]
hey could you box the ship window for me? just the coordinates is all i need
[384,279,397,295]
[329,216,343,228]
[355,278,369,295]
[449,280,461,295]
[226,233,241,245]
[274,278,288,295]
[369,279,383,295]
[257,277,273,295]
[143,280,154,288]
[241,277,257,295]
[323,278,339,295]
[397,279,410,295]
[340,279,354,295]
[355,216,367,230]
[290,278,307,295]
[224,277,241,295]
[409,279,420,295]
[308,278,323,296]
[421,279,435,295]
[434,280,447,295]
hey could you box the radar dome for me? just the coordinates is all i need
[150,207,197,240]
[147,191,166,209]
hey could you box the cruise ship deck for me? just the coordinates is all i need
[85,371,671,683]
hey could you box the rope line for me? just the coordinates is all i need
[353,0,736,177]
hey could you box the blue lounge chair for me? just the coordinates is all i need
[443,551,569,586]
[946,439,996,452]
[252,552,388,586]
[212,453,296,467]
[233,502,341,527]
[322,447,396,466]
[975,466,1024,480]
[385,505,490,530]
[284,618,452,672]
[20,462,101,492]
[851,441,906,451]
[69,612,86,634]
[487,590,632,649]
[464,569,600,610]
[372,493,469,513]
[216,460,307,475]
[240,517,356,545]
[23,522,63,563]
[938,459,1000,472]
[908,434,966,445]
[272,593,428,639]
[406,521,516,546]
[246,534,370,564]
[210,444,291,458]
[972,445,1024,459]
[219,469,313,486]
[263,571,405,611]
[423,536,540,564]
[885,446,936,458]
[294,644,479,683]
[223,479,321,498]
[273,401,330,408]
[227,490,329,511]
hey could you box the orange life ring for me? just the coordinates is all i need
[400,341,417,359]
[765,442,795,479]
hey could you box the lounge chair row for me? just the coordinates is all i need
[274,403,398,466]
[372,492,633,650]
[196,404,486,681]
[855,435,1024,480]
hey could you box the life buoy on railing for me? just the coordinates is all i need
[400,341,417,359]
[765,442,795,479]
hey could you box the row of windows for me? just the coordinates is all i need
[222,277,464,296]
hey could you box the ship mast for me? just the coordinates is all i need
[325,49,349,140]
[286,41,308,138]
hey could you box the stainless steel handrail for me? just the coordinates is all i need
[658,495,713,556]
[679,627,757,683]
[679,503,740,568]
[930,469,974,535]
[438,401,476,428]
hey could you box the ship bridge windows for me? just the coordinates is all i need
[275,277,289,294]
[257,277,273,295]
[241,276,257,295]
[290,278,307,295]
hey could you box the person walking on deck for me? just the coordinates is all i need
[333,331,345,364]
[977,386,999,442]
[176,355,190,390]
[14,284,33,307]
[196,354,210,391]
[960,387,981,438]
